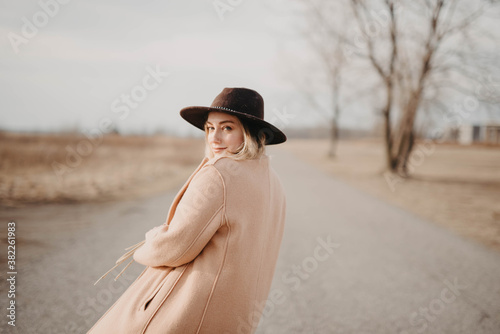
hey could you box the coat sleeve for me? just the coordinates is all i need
[133,165,225,268]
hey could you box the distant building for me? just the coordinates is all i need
[455,123,500,145]
[485,124,500,145]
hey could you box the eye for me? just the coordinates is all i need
[224,126,232,130]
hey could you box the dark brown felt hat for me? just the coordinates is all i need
[180,87,287,145]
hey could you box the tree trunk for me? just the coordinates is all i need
[383,80,397,172]
[328,116,338,158]
[400,130,415,175]
[328,71,341,158]
[394,92,420,176]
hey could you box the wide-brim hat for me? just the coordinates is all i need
[179,87,287,145]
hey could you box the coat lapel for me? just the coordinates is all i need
[164,157,209,225]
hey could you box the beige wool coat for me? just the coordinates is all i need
[87,154,287,334]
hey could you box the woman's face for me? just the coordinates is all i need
[206,111,245,157]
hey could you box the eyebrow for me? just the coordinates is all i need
[206,120,235,125]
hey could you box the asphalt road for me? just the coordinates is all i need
[1,147,499,334]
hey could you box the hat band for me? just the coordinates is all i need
[211,106,263,122]
[212,106,240,113]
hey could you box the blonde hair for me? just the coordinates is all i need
[204,114,267,161]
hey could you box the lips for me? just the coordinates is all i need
[212,147,226,151]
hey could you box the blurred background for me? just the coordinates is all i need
[1,0,500,333]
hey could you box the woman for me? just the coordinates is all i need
[88,87,287,334]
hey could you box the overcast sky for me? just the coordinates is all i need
[0,0,498,137]
[0,0,333,137]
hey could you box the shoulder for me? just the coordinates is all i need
[204,155,235,166]
[199,156,240,182]
[204,155,270,182]
[189,158,227,189]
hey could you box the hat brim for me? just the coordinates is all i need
[180,106,287,145]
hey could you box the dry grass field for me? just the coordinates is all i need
[0,131,205,207]
[2,132,499,253]
[282,138,500,252]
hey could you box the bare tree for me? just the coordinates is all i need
[349,0,399,170]
[295,0,350,157]
[355,0,500,176]
[298,0,500,175]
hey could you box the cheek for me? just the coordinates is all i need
[233,131,244,146]
[224,134,237,147]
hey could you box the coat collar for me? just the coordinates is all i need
[164,156,210,225]
[164,154,269,225]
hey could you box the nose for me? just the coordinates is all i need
[211,128,222,143]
